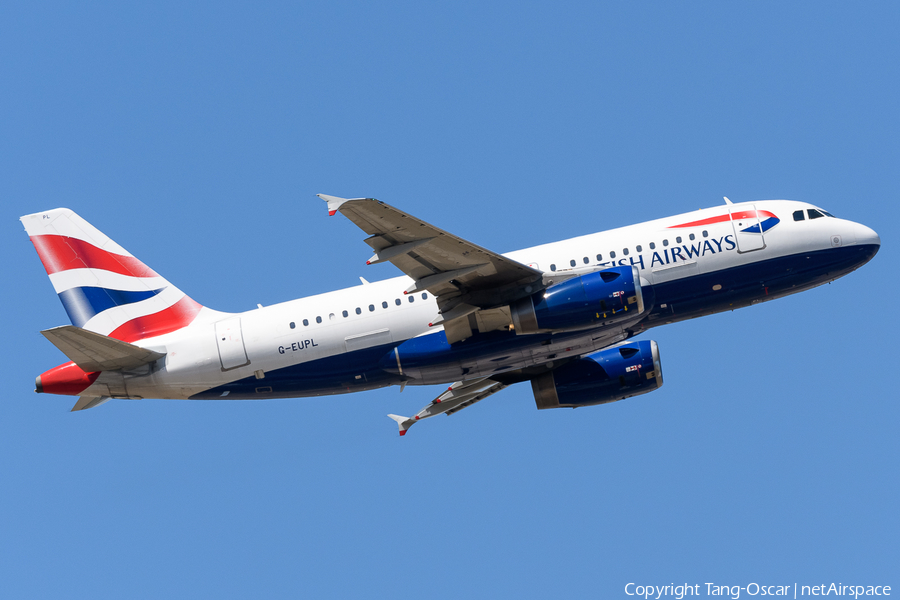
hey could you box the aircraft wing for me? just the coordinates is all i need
[385,358,598,436]
[319,195,544,342]
[388,377,509,436]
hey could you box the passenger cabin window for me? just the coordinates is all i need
[303,319,309,326]
[382,301,388,309]
[316,316,322,324]
[421,293,427,300]
[636,245,642,252]
[342,310,348,318]
[395,298,401,306]
[793,210,805,221]
[369,304,375,312]
[623,248,629,256]
[408,296,414,303]
[570,259,576,267]
[702,230,708,238]
[649,242,655,250]
[596,254,602,261]
[689,233,695,241]
[676,236,682,244]
[356,307,362,314]
[663,239,669,247]
[550,264,557,272]
[610,251,617,259]
[289,322,295,329]
[808,209,824,220]
[583,257,589,264]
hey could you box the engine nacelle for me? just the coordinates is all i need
[531,340,663,409]
[510,266,652,334]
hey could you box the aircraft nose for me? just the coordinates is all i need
[848,223,881,248]
[846,221,880,266]
[855,223,881,247]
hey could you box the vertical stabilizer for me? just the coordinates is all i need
[21,208,203,343]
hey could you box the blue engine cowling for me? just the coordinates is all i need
[531,340,663,408]
[510,266,652,334]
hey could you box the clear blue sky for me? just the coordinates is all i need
[2,2,897,598]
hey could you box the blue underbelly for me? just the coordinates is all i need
[191,244,878,400]
[646,243,878,324]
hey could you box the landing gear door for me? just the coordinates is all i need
[730,204,766,253]
[215,318,250,371]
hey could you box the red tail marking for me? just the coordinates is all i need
[30,235,158,277]
[108,296,203,343]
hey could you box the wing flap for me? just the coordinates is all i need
[41,325,165,372]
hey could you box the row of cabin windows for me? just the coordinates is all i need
[793,208,835,221]
[549,230,709,271]
[288,292,430,329]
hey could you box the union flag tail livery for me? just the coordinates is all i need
[21,208,203,342]
[22,208,211,410]
[21,198,880,431]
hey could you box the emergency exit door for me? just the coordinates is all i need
[215,318,250,371]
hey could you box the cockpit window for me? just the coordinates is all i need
[821,210,836,218]
[807,209,825,220]
[793,210,805,221]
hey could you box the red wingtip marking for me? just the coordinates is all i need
[366,261,371,265]
[403,291,408,295]
[414,416,420,420]
[399,430,406,436]
[328,210,337,216]
[434,399,441,403]
[428,323,434,327]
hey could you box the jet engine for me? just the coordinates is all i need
[509,266,652,334]
[531,340,663,409]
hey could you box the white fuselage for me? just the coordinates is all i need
[92,199,879,401]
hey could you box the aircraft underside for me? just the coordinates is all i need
[189,243,878,401]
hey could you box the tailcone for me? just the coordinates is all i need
[37,362,100,396]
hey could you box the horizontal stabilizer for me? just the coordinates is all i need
[41,325,165,372]
[71,396,111,411]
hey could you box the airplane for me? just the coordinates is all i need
[21,195,880,435]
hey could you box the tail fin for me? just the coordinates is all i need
[21,208,203,343]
